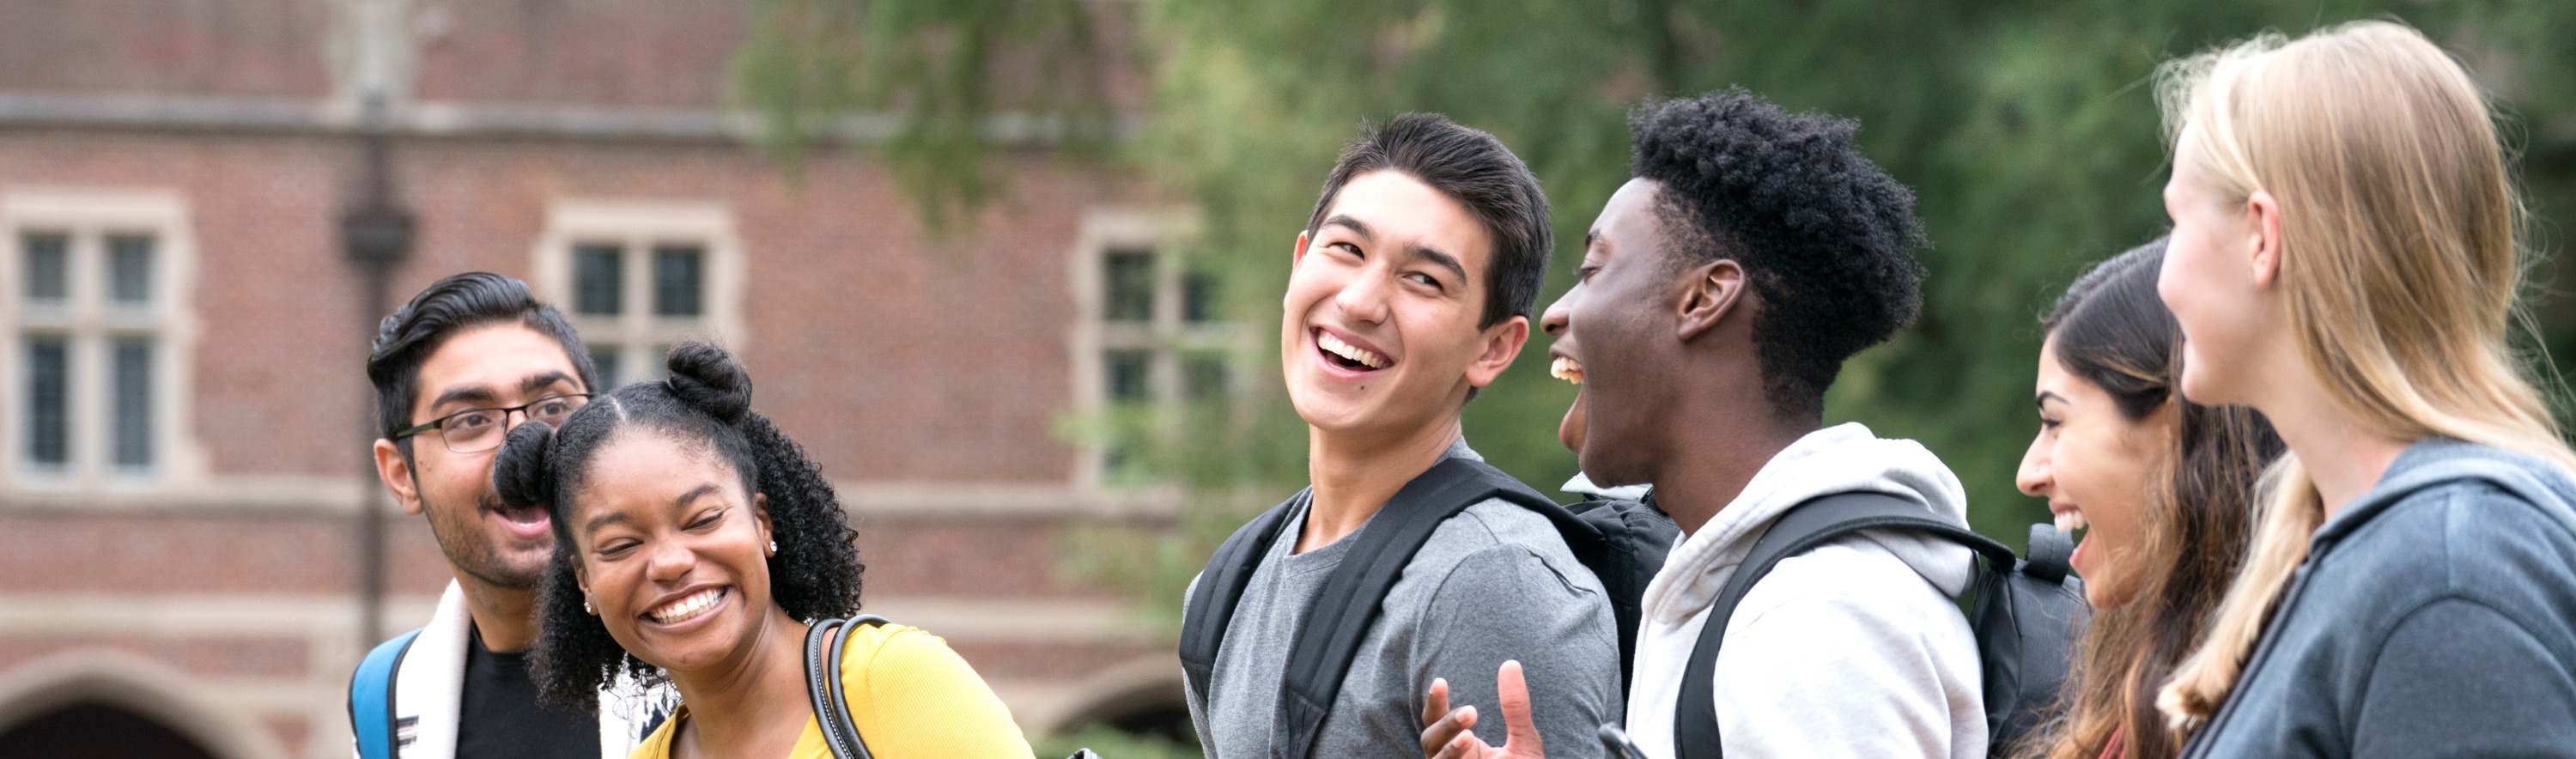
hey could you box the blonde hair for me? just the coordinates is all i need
[2153,20,2576,731]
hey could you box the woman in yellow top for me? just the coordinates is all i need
[494,341,1032,758]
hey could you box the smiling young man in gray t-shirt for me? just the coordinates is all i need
[1179,113,1622,758]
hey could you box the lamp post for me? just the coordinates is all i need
[344,91,412,648]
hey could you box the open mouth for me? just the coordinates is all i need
[485,498,553,540]
[1315,329,1390,372]
[647,586,727,626]
[1551,356,1584,385]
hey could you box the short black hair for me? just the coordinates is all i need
[366,272,597,441]
[1628,88,1928,417]
[1303,112,1552,329]
[495,342,863,710]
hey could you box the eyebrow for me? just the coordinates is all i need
[426,371,582,415]
[1321,215,1374,240]
[2035,391,2067,410]
[1405,244,1469,284]
[580,483,726,535]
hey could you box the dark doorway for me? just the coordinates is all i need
[0,701,220,759]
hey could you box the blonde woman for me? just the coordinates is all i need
[2150,20,2576,757]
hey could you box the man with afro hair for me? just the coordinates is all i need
[1422,88,1984,758]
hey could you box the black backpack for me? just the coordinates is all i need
[1670,492,2088,759]
[1176,456,1678,759]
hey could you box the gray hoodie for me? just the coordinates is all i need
[2179,439,2576,758]
[1624,422,1986,759]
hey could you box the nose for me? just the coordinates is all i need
[1334,266,1394,325]
[1540,282,1580,338]
[644,537,697,585]
[2016,434,2052,497]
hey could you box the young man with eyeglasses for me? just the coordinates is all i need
[350,271,666,759]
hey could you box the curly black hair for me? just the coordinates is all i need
[494,341,862,710]
[1628,88,1928,417]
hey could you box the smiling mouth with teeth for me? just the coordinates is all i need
[1316,331,1389,370]
[2053,509,2088,535]
[1551,356,1584,385]
[648,587,726,625]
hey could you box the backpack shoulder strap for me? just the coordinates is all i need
[349,628,423,759]
[1178,492,1303,702]
[1674,492,2008,759]
[1275,457,1545,759]
[805,616,892,759]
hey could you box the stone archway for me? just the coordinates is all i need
[1041,655,1193,744]
[0,701,222,759]
[0,649,282,759]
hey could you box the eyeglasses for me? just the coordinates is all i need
[392,393,593,454]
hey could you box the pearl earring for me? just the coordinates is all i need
[767,540,778,556]
[583,599,594,615]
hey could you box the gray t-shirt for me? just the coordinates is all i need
[1184,450,1623,758]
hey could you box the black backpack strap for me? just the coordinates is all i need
[1273,456,1553,759]
[805,615,892,759]
[1674,492,2008,759]
[1178,492,1304,703]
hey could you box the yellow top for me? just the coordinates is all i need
[629,622,1034,759]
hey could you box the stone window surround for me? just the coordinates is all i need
[1064,209,1242,493]
[0,187,206,496]
[529,198,747,391]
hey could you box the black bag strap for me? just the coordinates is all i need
[805,615,892,759]
[1178,490,1303,702]
[1674,492,2009,759]
[1273,456,1558,759]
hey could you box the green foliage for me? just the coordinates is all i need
[732,0,1116,230]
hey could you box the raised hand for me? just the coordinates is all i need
[1418,659,1546,759]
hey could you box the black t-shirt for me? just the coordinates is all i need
[455,626,601,759]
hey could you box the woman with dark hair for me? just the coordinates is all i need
[495,341,1030,758]
[2014,240,2281,759]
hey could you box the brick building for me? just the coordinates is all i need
[0,2,1202,756]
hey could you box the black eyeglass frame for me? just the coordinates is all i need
[389,393,595,452]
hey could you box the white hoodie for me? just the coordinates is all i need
[1624,422,1985,759]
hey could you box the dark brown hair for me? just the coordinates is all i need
[2026,239,2281,759]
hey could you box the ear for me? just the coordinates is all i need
[752,492,774,546]
[2245,190,2284,289]
[373,439,427,517]
[1675,259,1748,343]
[1465,315,1531,390]
[1291,230,1313,270]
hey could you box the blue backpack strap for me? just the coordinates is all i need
[349,628,423,759]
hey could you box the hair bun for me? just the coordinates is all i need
[492,421,559,511]
[663,341,752,423]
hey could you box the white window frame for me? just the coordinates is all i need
[1065,209,1239,491]
[530,199,745,390]
[0,187,204,494]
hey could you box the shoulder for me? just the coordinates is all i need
[2330,477,2576,592]
[1732,541,1972,649]
[1407,499,1599,596]
[838,622,975,685]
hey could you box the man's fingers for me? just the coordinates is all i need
[1423,677,1451,727]
[1419,706,1478,758]
[1496,659,1542,750]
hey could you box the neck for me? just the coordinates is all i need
[1300,415,1463,553]
[455,575,539,653]
[2256,376,2409,521]
[669,610,814,759]
[1649,404,1817,537]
